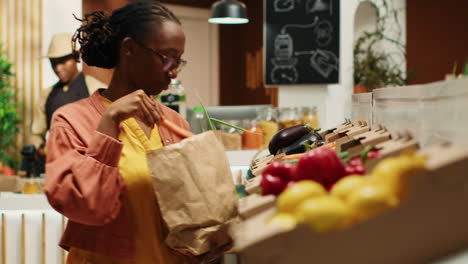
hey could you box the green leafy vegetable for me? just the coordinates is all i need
[360,145,375,163]
[339,151,349,161]
[210,117,261,135]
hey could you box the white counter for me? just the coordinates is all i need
[0,193,66,264]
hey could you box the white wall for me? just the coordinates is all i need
[278,0,406,129]
[165,4,220,107]
[354,1,378,43]
[41,0,82,89]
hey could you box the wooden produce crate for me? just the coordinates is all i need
[230,144,468,264]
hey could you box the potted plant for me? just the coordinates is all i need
[353,0,411,93]
[0,44,21,172]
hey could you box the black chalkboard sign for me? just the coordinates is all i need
[264,0,340,85]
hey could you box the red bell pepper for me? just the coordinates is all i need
[294,147,346,189]
[262,161,295,182]
[260,174,288,196]
[348,157,363,167]
[260,161,295,196]
[367,149,380,160]
[345,157,366,175]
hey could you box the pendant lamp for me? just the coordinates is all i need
[208,0,249,24]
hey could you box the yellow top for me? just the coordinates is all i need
[67,98,186,263]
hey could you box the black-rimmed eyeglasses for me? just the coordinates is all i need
[135,41,187,73]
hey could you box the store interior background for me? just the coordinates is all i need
[0,0,467,147]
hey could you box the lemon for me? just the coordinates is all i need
[267,213,297,231]
[371,155,426,182]
[370,155,426,199]
[397,155,426,178]
[370,157,404,181]
[347,183,399,222]
[330,175,365,202]
[277,180,327,214]
[295,196,350,233]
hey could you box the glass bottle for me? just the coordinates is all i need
[257,108,279,148]
[278,107,301,130]
[191,106,208,134]
[158,79,187,119]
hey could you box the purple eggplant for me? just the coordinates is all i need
[281,132,324,155]
[268,124,313,155]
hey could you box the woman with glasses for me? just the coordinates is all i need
[44,1,196,263]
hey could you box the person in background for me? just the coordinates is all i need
[44,1,195,263]
[31,33,105,158]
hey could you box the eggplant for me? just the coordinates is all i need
[268,124,313,155]
[281,131,325,155]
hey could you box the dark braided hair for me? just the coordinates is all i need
[72,0,180,69]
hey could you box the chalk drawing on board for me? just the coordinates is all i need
[306,0,333,15]
[269,18,320,84]
[314,20,333,46]
[271,65,299,83]
[295,49,338,78]
[266,0,339,84]
[274,0,297,12]
[271,33,299,83]
[280,16,319,34]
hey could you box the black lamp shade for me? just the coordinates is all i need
[209,0,249,24]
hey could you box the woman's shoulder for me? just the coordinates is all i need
[50,95,101,131]
[54,97,94,118]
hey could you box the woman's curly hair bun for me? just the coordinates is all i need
[72,11,117,69]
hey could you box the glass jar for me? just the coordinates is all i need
[300,106,320,129]
[241,119,263,150]
[257,108,279,148]
[221,120,242,134]
[37,174,46,193]
[21,177,38,194]
[278,107,301,130]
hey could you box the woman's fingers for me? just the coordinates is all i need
[107,89,162,128]
[138,98,157,127]
[142,94,161,124]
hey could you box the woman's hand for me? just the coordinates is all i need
[97,89,160,139]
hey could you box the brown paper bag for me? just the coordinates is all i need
[147,131,239,257]
[213,130,242,150]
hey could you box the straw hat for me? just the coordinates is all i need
[46,33,74,59]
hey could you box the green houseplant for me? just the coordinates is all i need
[353,0,411,92]
[0,44,21,169]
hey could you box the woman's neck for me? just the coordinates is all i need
[102,66,134,102]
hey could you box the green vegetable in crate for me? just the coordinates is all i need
[268,124,313,155]
[235,184,248,198]
[245,168,255,180]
